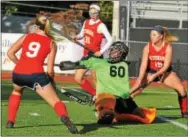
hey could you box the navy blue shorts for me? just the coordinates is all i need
[12,72,51,90]
[146,66,172,82]
[115,97,138,114]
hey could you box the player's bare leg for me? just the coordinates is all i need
[74,69,88,84]
[35,83,78,134]
[162,72,188,118]
[75,69,96,97]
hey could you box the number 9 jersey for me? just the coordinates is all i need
[80,57,130,98]
[13,33,52,74]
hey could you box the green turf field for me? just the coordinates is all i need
[1,80,188,136]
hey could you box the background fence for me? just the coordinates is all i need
[119,0,188,80]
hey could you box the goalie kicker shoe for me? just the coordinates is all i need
[60,116,79,134]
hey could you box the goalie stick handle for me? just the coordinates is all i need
[68,37,95,54]
[50,25,95,54]
[43,63,59,66]
[129,83,149,96]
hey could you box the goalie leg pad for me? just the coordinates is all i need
[95,93,116,124]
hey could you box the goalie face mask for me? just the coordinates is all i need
[108,41,129,64]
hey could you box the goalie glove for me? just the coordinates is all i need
[59,61,86,70]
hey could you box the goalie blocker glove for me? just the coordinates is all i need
[59,61,86,70]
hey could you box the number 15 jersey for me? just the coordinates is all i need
[14,33,52,74]
[80,57,130,98]
[148,42,169,71]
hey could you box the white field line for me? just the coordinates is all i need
[29,112,40,116]
[157,115,188,131]
[2,83,177,95]
[62,101,69,104]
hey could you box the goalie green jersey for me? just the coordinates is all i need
[80,57,130,98]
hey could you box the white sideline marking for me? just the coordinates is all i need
[166,105,174,108]
[62,101,69,104]
[29,112,40,116]
[157,115,188,131]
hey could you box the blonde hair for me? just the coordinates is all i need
[162,26,179,43]
[153,25,179,43]
[35,15,55,40]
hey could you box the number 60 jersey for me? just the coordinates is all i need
[14,33,52,74]
[80,57,130,98]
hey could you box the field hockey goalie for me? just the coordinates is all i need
[59,41,129,71]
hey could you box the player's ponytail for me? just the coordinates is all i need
[44,19,56,41]
[162,26,179,43]
[35,15,55,40]
[152,25,179,44]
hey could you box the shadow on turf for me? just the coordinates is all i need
[156,107,180,110]
[75,115,182,134]
[14,124,63,129]
[13,115,182,134]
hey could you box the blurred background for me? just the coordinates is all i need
[1,0,188,80]
[119,1,188,80]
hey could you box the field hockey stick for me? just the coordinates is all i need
[56,87,89,105]
[47,74,89,105]
[129,83,150,96]
[50,25,95,55]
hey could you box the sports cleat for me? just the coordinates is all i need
[182,112,188,118]
[6,121,14,128]
[60,116,79,134]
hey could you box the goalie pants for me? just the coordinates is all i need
[95,93,156,124]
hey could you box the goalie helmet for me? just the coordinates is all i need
[108,41,129,63]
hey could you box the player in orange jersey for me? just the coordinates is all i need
[130,25,188,118]
[6,15,78,134]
